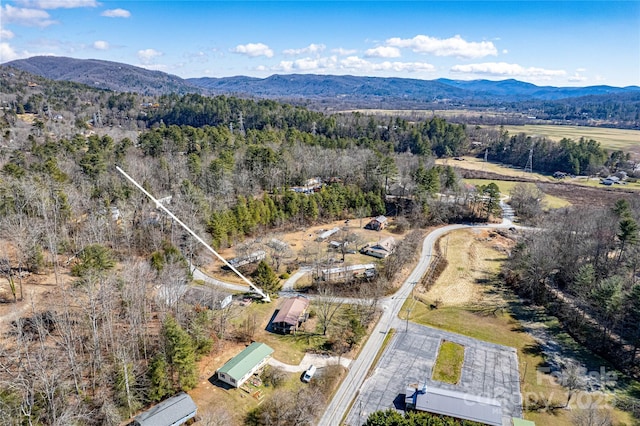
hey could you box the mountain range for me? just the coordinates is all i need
[3,56,640,106]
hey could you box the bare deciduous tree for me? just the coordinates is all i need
[314,286,343,336]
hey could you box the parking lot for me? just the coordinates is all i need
[344,319,522,426]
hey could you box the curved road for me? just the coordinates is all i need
[318,214,515,426]
[187,208,519,426]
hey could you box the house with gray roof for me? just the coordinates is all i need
[405,384,502,426]
[133,392,196,426]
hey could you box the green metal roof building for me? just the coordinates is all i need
[216,342,274,388]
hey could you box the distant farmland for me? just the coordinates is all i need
[499,124,640,156]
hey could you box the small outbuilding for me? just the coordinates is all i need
[133,392,197,426]
[316,227,340,241]
[405,384,502,426]
[182,286,232,310]
[365,215,388,231]
[216,342,274,388]
[271,296,310,334]
[225,250,266,269]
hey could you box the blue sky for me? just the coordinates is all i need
[1,1,639,87]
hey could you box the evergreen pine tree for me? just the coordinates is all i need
[252,260,281,295]
[162,315,199,391]
[148,354,172,402]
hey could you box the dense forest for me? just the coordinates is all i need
[0,69,639,424]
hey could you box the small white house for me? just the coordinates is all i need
[217,342,274,388]
[361,237,396,259]
[319,263,376,281]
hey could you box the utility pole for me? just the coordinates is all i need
[405,307,412,332]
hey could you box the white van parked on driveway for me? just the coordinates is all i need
[302,365,316,382]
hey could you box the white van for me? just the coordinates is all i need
[302,365,316,383]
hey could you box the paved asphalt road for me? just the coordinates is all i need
[318,215,515,426]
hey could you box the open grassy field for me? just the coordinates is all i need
[463,178,572,209]
[432,340,465,384]
[406,228,636,426]
[436,156,553,181]
[566,176,640,191]
[499,124,640,156]
[340,108,532,122]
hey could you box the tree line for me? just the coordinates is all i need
[505,198,640,377]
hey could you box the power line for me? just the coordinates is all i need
[524,147,533,174]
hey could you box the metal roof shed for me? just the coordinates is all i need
[217,342,274,388]
[272,296,309,333]
[134,392,197,426]
[405,385,503,426]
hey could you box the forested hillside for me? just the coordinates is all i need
[0,68,639,424]
[4,57,640,127]
[0,71,489,423]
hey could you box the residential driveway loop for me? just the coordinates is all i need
[344,319,522,426]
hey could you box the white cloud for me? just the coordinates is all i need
[2,5,57,27]
[101,8,131,18]
[365,46,401,58]
[502,49,508,54]
[386,34,497,58]
[16,0,97,8]
[0,29,15,40]
[332,47,357,56]
[451,62,566,77]
[92,40,109,50]
[568,72,587,82]
[137,48,163,64]
[283,43,326,56]
[0,43,20,62]
[273,56,338,72]
[231,43,274,58]
[271,55,434,74]
[340,56,434,73]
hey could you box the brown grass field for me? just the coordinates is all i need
[341,108,532,121]
[499,124,640,157]
[206,218,406,285]
[463,178,573,209]
[436,156,554,181]
[407,228,635,426]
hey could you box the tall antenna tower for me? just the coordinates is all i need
[238,112,246,136]
[524,147,533,174]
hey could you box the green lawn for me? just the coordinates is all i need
[432,340,465,384]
